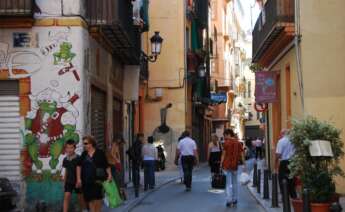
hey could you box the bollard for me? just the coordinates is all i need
[303,188,311,212]
[330,202,343,212]
[271,173,279,208]
[282,179,291,212]
[253,163,258,187]
[257,169,261,194]
[263,169,270,199]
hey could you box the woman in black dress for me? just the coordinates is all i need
[207,134,222,174]
[77,136,112,212]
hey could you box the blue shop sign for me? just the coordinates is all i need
[211,92,227,103]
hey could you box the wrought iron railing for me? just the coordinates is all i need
[86,0,140,64]
[252,0,294,59]
[0,0,33,16]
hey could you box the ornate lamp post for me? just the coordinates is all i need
[141,31,164,62]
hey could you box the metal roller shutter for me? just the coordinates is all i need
[91,87,106,150]
[0,80,21,181]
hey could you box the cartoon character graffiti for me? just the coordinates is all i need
[0,42,42,79]
[40,28,70,56]
[53,42,76,65]
[24,88,80,175]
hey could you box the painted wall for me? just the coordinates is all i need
[142,0,186,165]
[300,0,345,193]
[0,24,86,210]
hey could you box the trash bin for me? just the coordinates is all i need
[0,178,17,211]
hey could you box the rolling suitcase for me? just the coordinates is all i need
[211,172,226,189]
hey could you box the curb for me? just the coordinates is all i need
[122,165,206,212]
[246,184,281,212]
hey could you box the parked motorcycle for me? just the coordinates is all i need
[153,141,166,171]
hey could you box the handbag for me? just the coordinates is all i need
[211,171,226,189]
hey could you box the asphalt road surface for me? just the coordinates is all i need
[131,167,265,212]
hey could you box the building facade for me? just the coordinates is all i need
[252,0,345,192]
[139,0,210,163]
[0,0,145,210]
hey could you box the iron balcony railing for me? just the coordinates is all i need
[86,0,140,64]
[0,0,33,16]
[252,0,294,61]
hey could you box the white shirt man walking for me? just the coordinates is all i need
[275,129,297,200]
[175,131,199,191]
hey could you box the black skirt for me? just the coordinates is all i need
[209,151,221,173]
[82,182,104,202]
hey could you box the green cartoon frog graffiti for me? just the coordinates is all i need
[53,42,76,65]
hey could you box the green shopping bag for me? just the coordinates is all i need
[102,180,122,208]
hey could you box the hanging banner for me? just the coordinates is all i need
[255,71,278,103]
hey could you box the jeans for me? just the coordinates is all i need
[224,170,238,203]
[181,155,195,188]
[256,147,263,159]
[143,160,156,189]
[132,162,140,197]
[278,160,297,199]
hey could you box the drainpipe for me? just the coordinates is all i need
[294,0,305,114]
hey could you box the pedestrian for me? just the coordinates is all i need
[221,128,246,207]
[77,136,112,212]
[62,140,85,212]
[142,136,158,190]
[175,130,199,192]
[127,133,144,197]
[175,133,186,183]
[107,135,127,200]
[275,129,297,200]
[255,137,263,160]
[207,134,222,175]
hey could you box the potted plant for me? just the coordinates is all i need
[289,117,344,212]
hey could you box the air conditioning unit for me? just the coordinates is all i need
[155,88,163,98]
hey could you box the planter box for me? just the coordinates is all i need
[292,199,331,212]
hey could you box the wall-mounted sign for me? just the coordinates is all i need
[13,32,38,48]
[255,71,278,103]
[211,92,227,103]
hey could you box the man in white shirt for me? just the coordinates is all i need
[175,131,199,191]
[275,129,297,199]
[255,138,263,160]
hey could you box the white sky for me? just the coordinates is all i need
[233,0,261,34]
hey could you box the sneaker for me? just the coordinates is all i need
[185,188,191,192]
[226,202,231,207]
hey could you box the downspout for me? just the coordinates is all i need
[294,0,305,114]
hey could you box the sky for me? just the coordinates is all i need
[233,0,261,34]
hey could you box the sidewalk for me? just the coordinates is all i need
[103,166,182,212]
[247,159,345,212]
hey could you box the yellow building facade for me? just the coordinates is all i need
[254,0,345,192]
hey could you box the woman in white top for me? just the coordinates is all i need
[142,136,158,190]
[207,134,222,174]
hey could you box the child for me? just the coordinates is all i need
[62,140,85,212]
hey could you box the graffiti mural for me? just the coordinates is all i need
[0,42,42,79]
[24,88,80,177]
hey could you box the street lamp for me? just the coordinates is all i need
[142,31,164,62]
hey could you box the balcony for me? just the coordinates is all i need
[252,0,295,66]
[0,0,34,27]
[86,0,141,65]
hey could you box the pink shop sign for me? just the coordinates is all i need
[255,71,278,103]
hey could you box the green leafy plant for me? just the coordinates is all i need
[249,63,263,72]
[289,117,344,203]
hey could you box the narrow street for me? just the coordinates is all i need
[131,167,264,212]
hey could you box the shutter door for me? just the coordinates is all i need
[91,87,106,150]
[0,81,21,181]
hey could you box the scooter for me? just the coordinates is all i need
[156,145,166,171]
